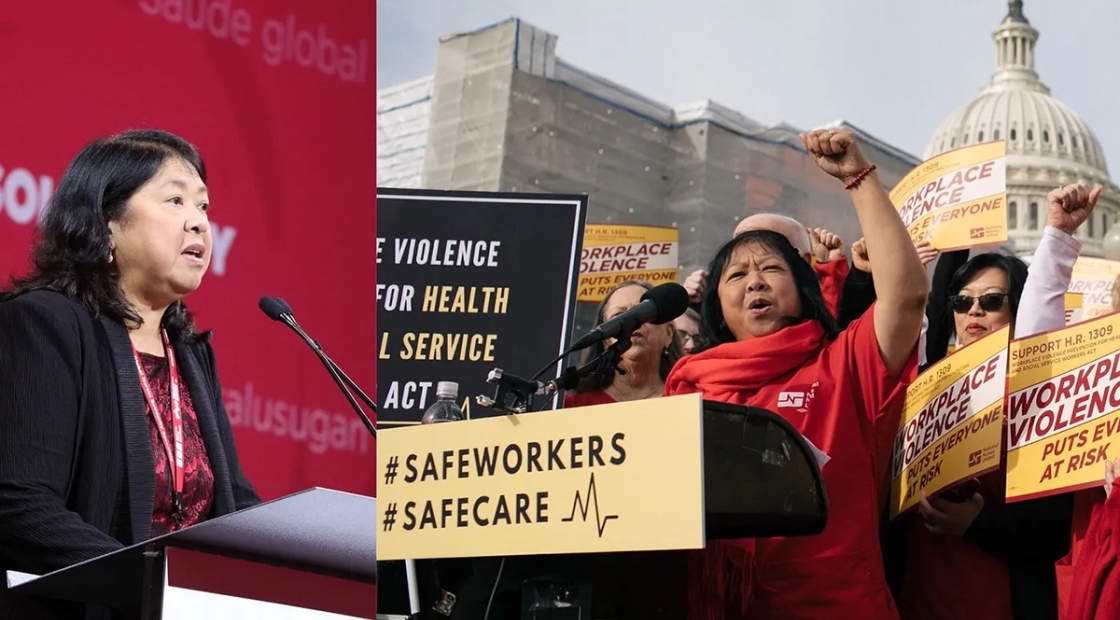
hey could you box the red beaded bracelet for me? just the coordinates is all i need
[844,164,877,191]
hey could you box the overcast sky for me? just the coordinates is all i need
[377,0,1120,172]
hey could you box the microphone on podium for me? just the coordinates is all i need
[259,296,377,439]
[479,283,688,413]
[565,282,690,354]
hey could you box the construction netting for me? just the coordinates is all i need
[377,18,925,333]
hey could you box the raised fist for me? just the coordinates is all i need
[811,228,844,263]
[683,269,707,304]
[799,128,873,183]
[851,238,871,272]
[852,238,938,274]
[1047,183,1103,235]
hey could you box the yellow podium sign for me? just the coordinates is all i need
[376,394,706,560]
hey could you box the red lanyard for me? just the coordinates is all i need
[133,329,185,527]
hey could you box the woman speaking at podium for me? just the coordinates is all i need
[666,128,927,619]
[0,130,260,619]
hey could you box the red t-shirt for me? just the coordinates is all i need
[563,390,616,409]
[1063,483,1120,620]
[814,257,850,318]
[139,352,215,536]
[1058,489,1108,619]
[668,306,915,619]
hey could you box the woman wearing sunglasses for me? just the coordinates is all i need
[895,183,1102,620]
[943,254,1030,349]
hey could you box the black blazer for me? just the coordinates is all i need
[0,290,260,619]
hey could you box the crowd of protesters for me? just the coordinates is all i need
[564,128,1115,620]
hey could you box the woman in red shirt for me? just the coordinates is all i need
[665,128,928,620]
[1060,274,1120,620]
[564,279,685,409]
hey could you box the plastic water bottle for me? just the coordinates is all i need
[421,381,463,424]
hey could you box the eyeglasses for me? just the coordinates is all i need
[675,330,696,345]
[949,293,1008,314]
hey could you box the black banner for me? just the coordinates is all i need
[375,188,586,425]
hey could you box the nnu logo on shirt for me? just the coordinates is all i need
[778,382,820,413]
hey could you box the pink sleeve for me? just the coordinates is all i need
[814,257,849,318]
[1016,226,1081,338]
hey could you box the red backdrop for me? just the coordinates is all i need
[0,0,377,501]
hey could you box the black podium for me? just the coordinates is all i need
[377,400,828,620]
[6,488,377,619]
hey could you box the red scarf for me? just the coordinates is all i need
[815,257,849,317]
[666,319,829,402]
[666,320,831,620]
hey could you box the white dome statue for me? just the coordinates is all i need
[924,0,1119,257]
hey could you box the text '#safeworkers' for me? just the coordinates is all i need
[388,433,626,531]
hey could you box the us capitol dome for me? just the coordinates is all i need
[924,0,1119,257]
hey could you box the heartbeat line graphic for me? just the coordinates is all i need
[562,472,618,537]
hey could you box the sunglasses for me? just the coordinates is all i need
[949,293,1008,314]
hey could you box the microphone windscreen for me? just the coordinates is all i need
[642,283,691,324]
[557,366,581,391]
[258,296,287,321]
[275,297,295,316]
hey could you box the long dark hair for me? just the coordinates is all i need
[694,230,840,353]
[574,280,685,392]
[935,252,1028,351]
[1,129,207,342]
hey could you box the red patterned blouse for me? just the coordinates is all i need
[137,352,215,536]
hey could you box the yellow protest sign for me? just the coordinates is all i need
[1069,257,1120,322]
[376,394,706,560]
[1006,313,1120,502]
[890,326,1009,519]
[889,141,1007,251]
[578,225,679,302]
[1066,292,1085,326]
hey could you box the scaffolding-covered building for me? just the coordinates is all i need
[377,18,923,325]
